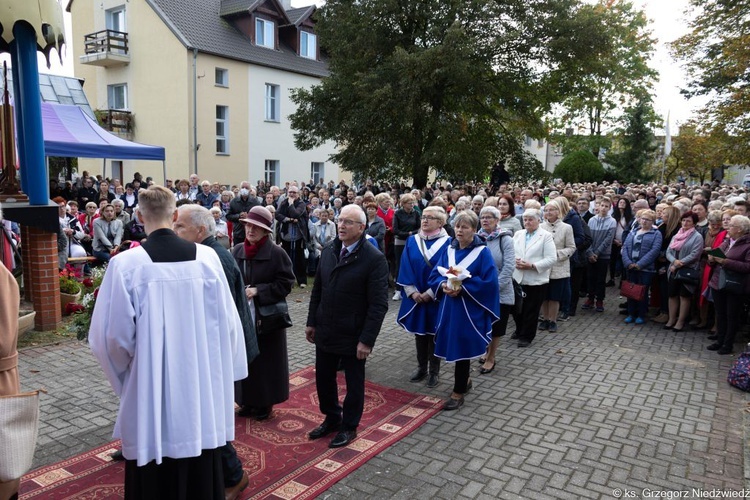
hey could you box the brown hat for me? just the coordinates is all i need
[240,206,274,232]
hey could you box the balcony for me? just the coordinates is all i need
[95,109,134,140]
[79,30,130,67]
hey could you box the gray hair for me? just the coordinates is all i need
[340,204,366,223]
[453,210,478,229]
[479,206,501,220]
[522,208,542,220]
[177,204,216,237]
[422,206,447,224]
[112,198,125,208]
[731,215,750,234]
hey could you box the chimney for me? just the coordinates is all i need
[279,0,293,9]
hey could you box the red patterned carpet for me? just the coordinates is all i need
[21,366,443,499]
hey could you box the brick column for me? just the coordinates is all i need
[21,226,61,330]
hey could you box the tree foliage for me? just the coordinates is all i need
[548,0,657,138]
[605,98,658,182]
[290,0,588,187]
[671,0,750,162]
[553,150,606,183]
[668,121,732,184]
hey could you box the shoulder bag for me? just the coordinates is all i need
[718,267,745,294]
[0,391,40,481]
[674,267,700,286]
[728,351,750,392]
[257,300,293,335]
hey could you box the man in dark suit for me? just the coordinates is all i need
[173,204,259,500]
[305,205,388,448]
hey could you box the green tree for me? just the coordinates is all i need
[605,98,658,182]
[668,121,731,184]
[549,0,657,141]
[553,150,606,183]
[289,0,584,187]
[671,0,750,161]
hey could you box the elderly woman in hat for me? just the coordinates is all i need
[232,206,295,420]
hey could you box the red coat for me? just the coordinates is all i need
[699,229,727,306]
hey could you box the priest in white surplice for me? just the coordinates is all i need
[89,186,247,499]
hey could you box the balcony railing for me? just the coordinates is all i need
[95,109,133,139]
[80,30,130,67]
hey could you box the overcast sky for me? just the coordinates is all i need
[4,0,705,136]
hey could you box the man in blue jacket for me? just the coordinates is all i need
[305,205,389,448]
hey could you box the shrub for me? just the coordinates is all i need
[553,150,606,183]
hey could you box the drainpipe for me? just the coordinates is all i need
[192,47,198,175]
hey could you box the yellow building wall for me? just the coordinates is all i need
[70,0,190,184]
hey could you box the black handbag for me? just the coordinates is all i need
[256,300,293,335]
[718,268,745,294]
[674,267,700,286]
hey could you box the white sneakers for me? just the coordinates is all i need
[392,291,401,301]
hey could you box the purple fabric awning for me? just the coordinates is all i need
[41,102,165,161]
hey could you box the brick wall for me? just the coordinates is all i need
[21,226,61,330]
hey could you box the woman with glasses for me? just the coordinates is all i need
[476,206,515,375]
[664,211,704,331]
[396,207,451,388]
[496,194,522,235]
[621,209,662,325]
[512,209,557,347]
[428,210,499,410]
[706,215,750,354]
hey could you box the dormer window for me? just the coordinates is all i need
[256,18,275,49]
[300,31,317,59]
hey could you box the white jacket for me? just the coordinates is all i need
[540,220,576,279]
[512,228,557,286]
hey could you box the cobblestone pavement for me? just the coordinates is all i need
[20,287,748,499]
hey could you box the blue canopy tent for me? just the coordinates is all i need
[41,102,166,180]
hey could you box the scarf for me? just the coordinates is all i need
[669,227,696,251]
[478,226,503,242]
[244,235,268,260]
[418,227,447,240]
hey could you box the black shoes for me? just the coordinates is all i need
[479,363,496,375]
[707,334,719,340]
[718,347,733,355]
[707,343,721,351]
[426,373,439,388]
[309,420,341,440]
[110,449,125,461]
[442,397,464,411]
[410,368,428,382]
[518,340,531,348]
[329,430,357,448]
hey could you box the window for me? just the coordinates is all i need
[265,160,279,186]
[300,31,317,59]
[106,6,126,32]
[215,68,228,87]
[265,84,280,122]
[216,105,229,154]
[524,135,532,146]
[311,162,324,185]
[537,138,544,148]
[255,18,275,49]
[107,83,128,110]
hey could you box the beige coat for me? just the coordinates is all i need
[0,263,20,499]
[540,220,576,279]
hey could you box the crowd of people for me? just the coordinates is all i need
[2,173,750,499]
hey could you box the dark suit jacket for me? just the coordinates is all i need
[306,233,389,355]
[203,236,259,365]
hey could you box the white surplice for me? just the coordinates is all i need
[89,244,247,466]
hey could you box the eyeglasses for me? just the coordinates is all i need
[421,216,440,221]
[338,219,363,227]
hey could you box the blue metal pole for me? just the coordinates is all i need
[12,23,49,204]
[9,49,28,194]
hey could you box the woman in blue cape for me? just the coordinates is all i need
[396,206,451,388]
[428,210,500,411]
